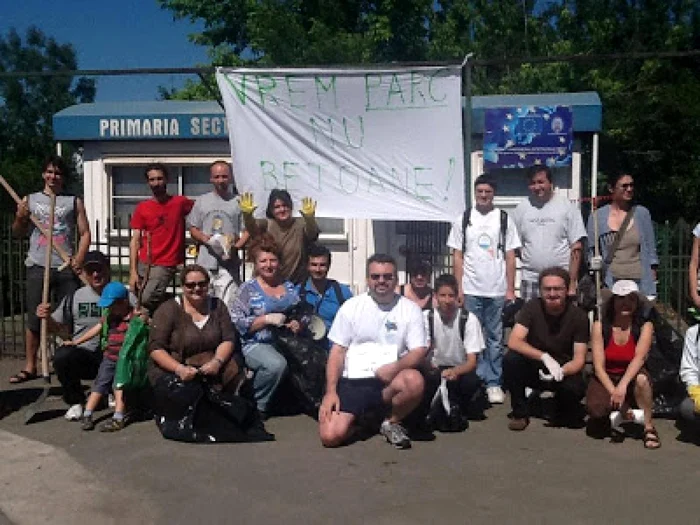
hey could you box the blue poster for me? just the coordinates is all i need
[483,106,573,169]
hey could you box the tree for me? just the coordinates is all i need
[161,0,700,221]
[0,27,96,205]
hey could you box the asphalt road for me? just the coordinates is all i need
[1,359,699,525]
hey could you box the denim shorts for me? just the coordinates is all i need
[91,356,117,395]
[337,378,386,417]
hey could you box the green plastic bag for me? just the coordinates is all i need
[114,316,150,390]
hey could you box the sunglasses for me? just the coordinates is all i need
[183,280,209,290]
[83,265,104,274]
[370,273,395,281]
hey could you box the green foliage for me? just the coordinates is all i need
[0,27,95,208]
[160,0,700,221]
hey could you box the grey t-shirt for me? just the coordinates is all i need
[512,194,587,282]
[26,192,77,268]
[52,286,137,352]
[187,191,242,272]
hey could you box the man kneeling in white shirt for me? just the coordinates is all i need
[422,274,485,432]
[319,254,428,449]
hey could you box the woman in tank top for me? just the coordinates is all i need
[585,280,660,449]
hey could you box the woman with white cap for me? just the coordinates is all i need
[586,279,660,448]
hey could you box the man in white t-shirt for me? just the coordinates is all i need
[319,254,427,449]
[421,274,485,431]
[511,165,586,301]
[447,174,520,405]
[688,222,700,309]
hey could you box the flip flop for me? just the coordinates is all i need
[9,370,39,384]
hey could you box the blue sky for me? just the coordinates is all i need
[2,0,210,102]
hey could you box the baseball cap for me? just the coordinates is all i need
[611,280,639,297]
[97,281,129,308]
[83,251,109,268]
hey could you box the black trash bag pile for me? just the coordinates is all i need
[152,374,274,443]
[647,311,686,418]
[273,329,328,418]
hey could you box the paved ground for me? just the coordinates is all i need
[1,358,699,525]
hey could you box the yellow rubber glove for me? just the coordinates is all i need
[688,385,700,413]
[239,192,257,215]
[300,196,317,217]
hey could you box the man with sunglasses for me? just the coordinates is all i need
[10,155,91,384]
[319,254,427,449]
[35,251,136,421]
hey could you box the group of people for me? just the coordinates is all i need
[7,157,700,449]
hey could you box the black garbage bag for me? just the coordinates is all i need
[273,329,328,417]
[647,311,685,418]
[152,374,274,443]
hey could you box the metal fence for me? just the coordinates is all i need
[0,214,235,359]
[0,213,695,358]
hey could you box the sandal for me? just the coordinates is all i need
[9,370,38,384]
[643,427,661,450]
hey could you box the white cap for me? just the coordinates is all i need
[611,280,639,296]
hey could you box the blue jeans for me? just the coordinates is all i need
[465,295,505,388]
[244,343,287,413]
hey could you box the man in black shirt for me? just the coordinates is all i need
[503,267,589,431]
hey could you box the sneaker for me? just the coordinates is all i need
[508,417,530,431]
[81,415,95,431]
[100,418,125,433]
[380,420,411,449]
[64,404,83,421]
[487,386,505,404]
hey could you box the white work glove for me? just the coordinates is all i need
[540,353,564,382]
[264,313,286,326]
[589,255,603,271]
[206,234,232,260]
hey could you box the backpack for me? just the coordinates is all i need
[299,279,347,312]
[461,207,508,258]
[427,309,469,343]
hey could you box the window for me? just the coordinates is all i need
[315,217,345,236]
[110,164,209,227]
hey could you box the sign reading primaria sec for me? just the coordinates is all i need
[215,66,464,221]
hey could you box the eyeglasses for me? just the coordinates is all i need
[541,286,567,293]
[183,280,209,290]
[370,273,395,281]
[618,183,634,190]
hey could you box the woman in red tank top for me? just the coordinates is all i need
[586,280,660,449]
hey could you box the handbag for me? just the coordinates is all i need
[604,206,636,269]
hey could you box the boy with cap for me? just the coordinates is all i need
[64,281,134,432]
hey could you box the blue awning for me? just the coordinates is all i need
[468,91,602,134]
[53,101,227,141]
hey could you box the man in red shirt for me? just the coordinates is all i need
[129,163,194,313]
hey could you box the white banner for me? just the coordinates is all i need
[215,66,464,221]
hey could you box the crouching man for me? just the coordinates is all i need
[319,254,427,449]
[503,267,588,431]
